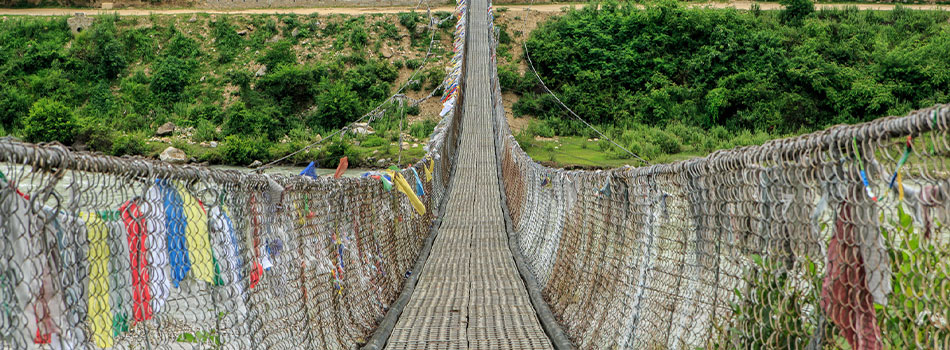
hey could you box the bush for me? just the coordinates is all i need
[74,116,114,153]
[212,19,244,63]
[404,58,422,70]
[361,135,387,147]
[646,128,681,154]
[223,102,283,141]
[398,12,420,32]
[406,104,421,116]
[0,85,31,127]
[260,39,296,70]
[409,119,437,139]
[349,26,368,49]
[256,64,322,113]
[780,0,815,25]
[23,98,77,144]
[151,56,195,101]
[193,119,220,142]
[110,132,149,156]
[221,135,272,166]
[167,32,200,59]
[313,81,361,130]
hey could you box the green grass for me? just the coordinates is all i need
[517,135,704,168]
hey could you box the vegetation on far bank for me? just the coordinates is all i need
[499,0,950,167]
[0,11,453,167]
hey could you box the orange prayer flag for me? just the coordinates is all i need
[333,157,349,179]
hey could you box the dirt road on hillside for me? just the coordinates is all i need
[0,2,947,16]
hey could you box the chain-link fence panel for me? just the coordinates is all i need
[487,3,950,348]
[0,3,466,345]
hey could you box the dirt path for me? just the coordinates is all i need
[1,1,948,16]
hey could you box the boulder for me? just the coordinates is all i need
[209,141,218,148]
[255,66,267,77]
[249,160,263,168]
[350,122,375,135]
[188,15,197,23]
[156,122,176,136]
[291,28,300,37]
[159,147,187,164]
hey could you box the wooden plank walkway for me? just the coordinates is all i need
[384,0,553,348]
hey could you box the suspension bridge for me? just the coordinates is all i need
[2,0,950,349]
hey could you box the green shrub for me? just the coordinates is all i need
[221,135,272,166]
[256,64,322,113]
[378,21,400,41]
[110,132,149,156]
[409,119,437,139]
[74,116,114,153]
[166,32,200,59]
[406,104,421,116]
[212,19,244,63]
[23,98,77,144]
[398,12,420,32]
[193,119,220,142]
[646,128,681,154]
[313,81,361,130]
[223,102,283,141]
[780,0,815,25]
[349,26,368,49]
[151,56,195,101]
[362,135,387,147]
[0,85,31,127]
[496,24,512,45]
[404,58,422,70]
[260,39,296,70]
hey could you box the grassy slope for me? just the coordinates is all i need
[0,11,453,168]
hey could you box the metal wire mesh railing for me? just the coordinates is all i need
[0,2,466,348]
[488,4,950,349]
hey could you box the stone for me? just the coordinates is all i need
[159,147,187,164]
[377,158,388,166]
[350,122,375,135]
[255,66,267,77]
[291,28,300,37]
[156,122,176,136]
[382,47,393,58]
[412,143,419,148]
[188,15,197,23]
[209,141,218,148]
[237,30,248,36]
[401,142,410,149]
[249,160,263,168]
[67,13,94,34]
[266,35,280,43]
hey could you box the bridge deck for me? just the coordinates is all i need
[384,0,552,348]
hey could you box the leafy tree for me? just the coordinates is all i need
[0,85,31,127]
[222,102,283,141]
[780,0,814,25]
[221,135,272,166]
[313,81,361,130]
[23,98,77,144]
[151,56,195,101]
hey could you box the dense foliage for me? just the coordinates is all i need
[0,12,447,166]
[507,1,950,161]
